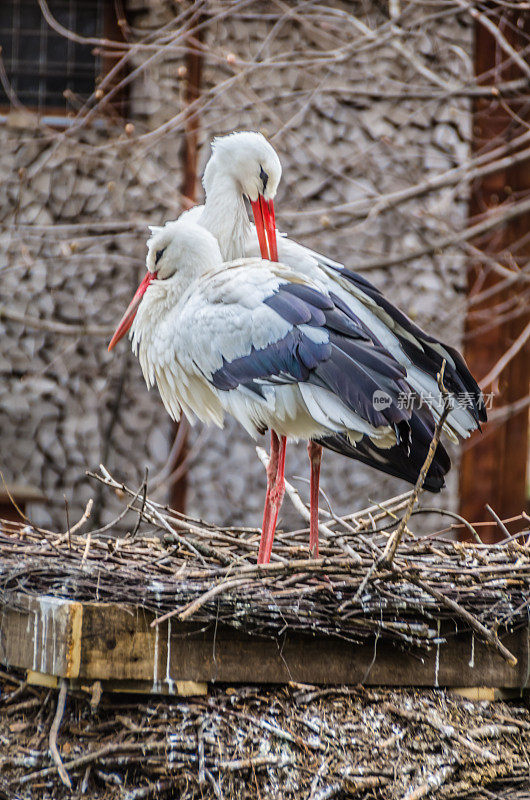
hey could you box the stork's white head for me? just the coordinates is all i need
[108,220,222,351]
[203,131,281,203]
[203,131,281,261]
[145,220,222,280]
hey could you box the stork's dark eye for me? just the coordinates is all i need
[259,165,269,192]
[155,248,165,265]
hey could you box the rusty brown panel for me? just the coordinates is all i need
[170,25,204,514]
[459,10,530,539]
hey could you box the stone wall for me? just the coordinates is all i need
[0,123,177,527]
[0,2,473,533]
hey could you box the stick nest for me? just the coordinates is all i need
[0,468,529,663]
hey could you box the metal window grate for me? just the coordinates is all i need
[0,0,105,112]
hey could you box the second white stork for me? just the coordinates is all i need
[144,131,485,559]
[176,132,485,445]
[108,220,450,563]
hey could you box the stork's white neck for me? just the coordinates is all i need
[199,171,251,262]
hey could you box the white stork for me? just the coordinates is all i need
[108,220,451,563]
[144,131,485,559]
[178,133,484,434]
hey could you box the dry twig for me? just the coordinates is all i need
[48,680,71,790]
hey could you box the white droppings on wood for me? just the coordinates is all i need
[165,619,175,694]
[152,621,160,693]
[434,620,441,688]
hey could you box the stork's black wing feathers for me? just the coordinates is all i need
[322,262,487,424]
[211,281,412,431]
[328,333,405,383]
[266,283,371,340]
[212,329,330,390]
[309,346,409,428]
[319,405,451,493]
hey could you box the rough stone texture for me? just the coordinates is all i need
[0,2,473,532]
[0,128,175,528]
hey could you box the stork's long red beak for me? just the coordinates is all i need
[108,271,156,352]
[251,196,278,262]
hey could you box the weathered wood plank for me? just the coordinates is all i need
[1,594,528,690]
[25,670,207,696]
[1,594,82,678]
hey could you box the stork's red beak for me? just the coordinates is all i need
[108,271,156,352]
[251,196,278,262]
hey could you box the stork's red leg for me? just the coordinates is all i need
[262,434,286,563]
[258,431,287,564]
[308,440,323,558]
[260,430,280,557]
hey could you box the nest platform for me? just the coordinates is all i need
[1,470,529,694]
[1,472,530,798]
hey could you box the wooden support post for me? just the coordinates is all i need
[459,10,530,539]
[169,26,204,513]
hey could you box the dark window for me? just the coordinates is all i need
[0,0,106,113]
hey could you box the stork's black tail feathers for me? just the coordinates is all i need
[318,406,451,493]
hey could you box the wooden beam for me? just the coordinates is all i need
[25,670,207,696]
[451,686,522,702]
[459,9,530,537]
[1,594,528,690]
[169,23,204,514]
